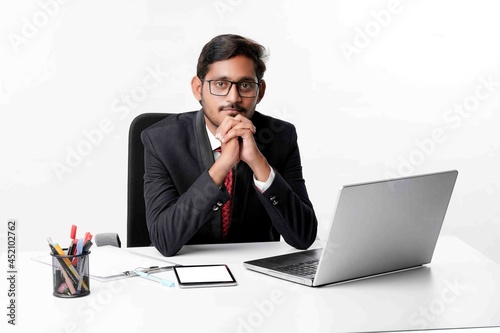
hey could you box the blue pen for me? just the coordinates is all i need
[75,238,85,293]
[72,238,84,265]
[134,269,175,287]
[76,238,84,255]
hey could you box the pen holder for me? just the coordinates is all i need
[50,250,91,298]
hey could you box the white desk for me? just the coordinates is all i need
[4,236,500,333]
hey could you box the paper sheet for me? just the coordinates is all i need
[32,246,178,282]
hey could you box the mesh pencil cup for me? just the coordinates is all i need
[50,250,90,298]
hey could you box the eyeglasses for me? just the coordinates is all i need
[201,79,260,98]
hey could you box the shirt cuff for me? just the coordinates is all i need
[253,167,275,193]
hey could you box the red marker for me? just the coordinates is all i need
[84,232,93,243]
[68,225,77,255]
[70,225,77,240]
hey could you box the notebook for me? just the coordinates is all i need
[244,170,458,286]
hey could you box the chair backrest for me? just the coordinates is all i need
[127,113,172,247]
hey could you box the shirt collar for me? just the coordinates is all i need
[205,125,220,151]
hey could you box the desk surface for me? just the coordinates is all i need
[4,236,500,333]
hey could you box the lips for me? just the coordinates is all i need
[222,109,241,116]
[220,105,245,113]
[220,106,245,117]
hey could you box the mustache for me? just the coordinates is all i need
[219,104,246,112]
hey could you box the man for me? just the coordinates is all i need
[141,34,317,256]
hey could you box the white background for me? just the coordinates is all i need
[1,0,499,265]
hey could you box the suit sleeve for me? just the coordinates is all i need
[141,131,229,256]
[255,127,318,249]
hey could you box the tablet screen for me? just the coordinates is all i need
[174,265,237,288]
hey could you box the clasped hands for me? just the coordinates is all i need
[209,115,271,187]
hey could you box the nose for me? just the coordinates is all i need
[226,83,242,103]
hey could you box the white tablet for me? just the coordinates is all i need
[173,264,237,288]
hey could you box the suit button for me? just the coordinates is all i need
[213,200,223,211]
[269,195,279,206]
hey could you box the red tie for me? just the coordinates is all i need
[215,148,233,239]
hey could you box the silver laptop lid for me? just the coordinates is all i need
[313,170,458,286]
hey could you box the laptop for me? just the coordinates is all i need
[244,170,458,286]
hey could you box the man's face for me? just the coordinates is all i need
[192,55,266,134]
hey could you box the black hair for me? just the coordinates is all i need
[196,34,268,81]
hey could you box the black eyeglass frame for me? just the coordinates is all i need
[201,79,261,98]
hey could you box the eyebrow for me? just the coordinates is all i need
[209,76,258,82]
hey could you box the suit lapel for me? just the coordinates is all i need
[194,109,215,171]
[193,109,222,242]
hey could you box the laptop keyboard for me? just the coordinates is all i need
[275,259,319,277]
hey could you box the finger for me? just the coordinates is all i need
[219,137,241,168]
[216,116,242,141]
[220,137,240,158]
[235,116,256,133]
[234,115,256,128]
[227,118,256,135]
[221,127,254,143]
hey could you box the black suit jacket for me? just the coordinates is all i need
[141,110,317,256]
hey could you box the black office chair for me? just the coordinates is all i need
[126,112,280,247]
[127,113,172,247]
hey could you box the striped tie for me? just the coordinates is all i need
[215,148,233,239]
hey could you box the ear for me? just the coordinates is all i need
[191,76,203,101]
[256,79,266,104]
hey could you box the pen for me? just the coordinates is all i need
[133,269,175,287]
[76,242,86,294]
[48,238,89,291]
[68,225,77,255]
[47,239,77,295]
[84,232,93,243]
[76,238,83,255]
[82,240,93,253]
[72,238,84,266]
[59,262,77,295]
[123,265,176,276]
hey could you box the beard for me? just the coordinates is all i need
[202,104,250,129]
